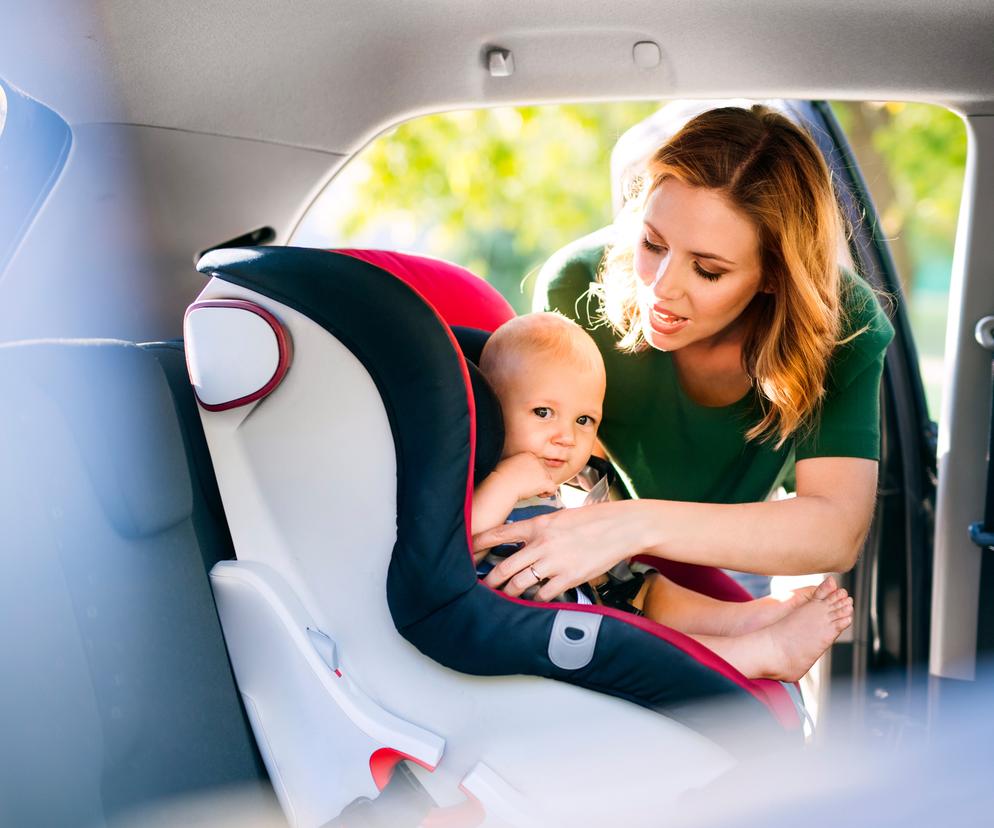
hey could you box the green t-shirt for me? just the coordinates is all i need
[534,228,895,505]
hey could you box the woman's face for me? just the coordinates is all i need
[632,177,765,352]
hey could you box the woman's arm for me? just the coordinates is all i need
[478,456,877,600]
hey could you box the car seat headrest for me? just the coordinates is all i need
[1,340,193,537]
[331,253,512,487]
[335,249,516,331]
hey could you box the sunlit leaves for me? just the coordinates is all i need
[333,103,660,311]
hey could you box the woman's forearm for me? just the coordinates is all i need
[628,494,869,575]
[476,458,877,598]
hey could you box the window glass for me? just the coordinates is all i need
[295,101,966,419]
[831,102,966,418]
[292,103,662,312]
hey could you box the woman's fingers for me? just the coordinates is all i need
[505,563,549,598]
[476,504,632,600]
[535,574,573,603]
[472,520,535,555]
[483,545,542,592]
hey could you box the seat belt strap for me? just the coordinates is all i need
[969,316,994,549]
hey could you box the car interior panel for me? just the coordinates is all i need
[2,1,993,824]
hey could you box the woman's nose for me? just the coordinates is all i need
[651,254,683,299]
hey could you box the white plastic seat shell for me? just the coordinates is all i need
[189,276,735,827]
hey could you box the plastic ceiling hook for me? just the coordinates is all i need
[632,40,662,69]
[487,47,514,77]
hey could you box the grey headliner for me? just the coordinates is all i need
[2,0,993,153]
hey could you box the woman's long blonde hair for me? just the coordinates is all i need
[599,105,849,447]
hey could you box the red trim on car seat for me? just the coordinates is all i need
[369,747,437,791]
[335,249,516,332]
[184,299,293,412]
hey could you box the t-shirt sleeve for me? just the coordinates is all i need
[795,352,887,460]
[795,274,895,461]
[532,229,612,327]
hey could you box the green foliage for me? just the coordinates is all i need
[831,101,966,293]
[830,101,965,417]
[330,100,965,315]
[334,103,660,312]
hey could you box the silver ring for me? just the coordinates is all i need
[529,565,543,582]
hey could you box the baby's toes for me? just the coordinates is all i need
[828,595,853,611]
[825,587,849,605]
[829,606,853,621]
[814,577,837,600]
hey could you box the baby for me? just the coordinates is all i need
[472,312,854,682]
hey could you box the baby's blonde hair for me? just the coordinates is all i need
[479,312,604,396]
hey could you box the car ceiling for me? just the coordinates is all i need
[2,0,993,155]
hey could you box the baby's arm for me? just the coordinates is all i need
[471,453,557,560]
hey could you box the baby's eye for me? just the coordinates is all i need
[576,415,594,426]
[533,407,552,419]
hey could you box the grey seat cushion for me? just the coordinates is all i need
[0,339,267,826]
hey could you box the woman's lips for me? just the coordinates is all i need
[649,306,689,335]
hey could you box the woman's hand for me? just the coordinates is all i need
[475,500,651,600]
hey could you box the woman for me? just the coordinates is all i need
[476,105,894,603]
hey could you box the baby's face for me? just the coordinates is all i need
[497,356,605,486]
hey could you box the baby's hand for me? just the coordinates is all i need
[494,452,558,500]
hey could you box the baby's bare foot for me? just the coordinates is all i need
[724,576,838,636]
[813,576,839,600]
[694,584,852,681]
[752,589,853,681]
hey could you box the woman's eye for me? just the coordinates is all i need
[693,261,722,281]
[641,236,665,254]
[533,407,552,419]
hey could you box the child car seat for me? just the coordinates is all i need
[185,247,803,828]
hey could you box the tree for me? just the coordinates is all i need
[318,101,965,313]
[831,102,966,298]
[327,103,661,312]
